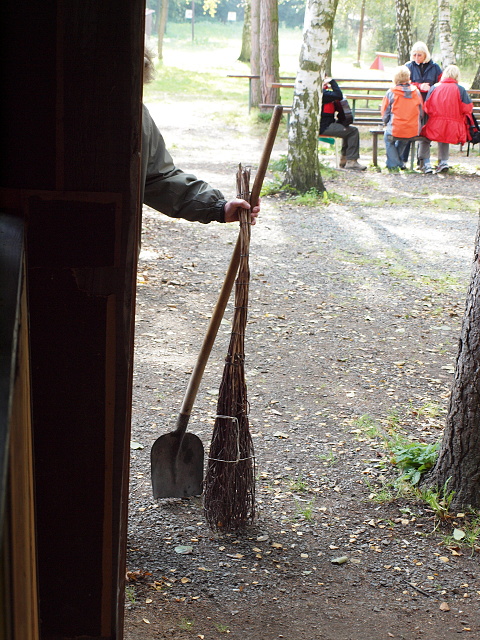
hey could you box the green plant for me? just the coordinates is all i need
[178,617,194,631]
[292,188,324,206]
[364,478,395,503]
[294,498,315,520]
[389,440,439,485]
[261,174,287,196]
[317,450,337,464]
[269,155,288,172]
[289,475,308,492]
[442,513,480,553]
[353,414,381,439]
[417,479,455,521]
[414,402,442,419]
[125,585,136,604]
[215,623,230,633]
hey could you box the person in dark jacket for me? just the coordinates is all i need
[402,41,443,165]
[141,48,259,236]
[320,78,366,171]
[406,41,442,101]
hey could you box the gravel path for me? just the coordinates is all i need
[125,98,480,640]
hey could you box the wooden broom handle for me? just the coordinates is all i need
[177,106,283,424]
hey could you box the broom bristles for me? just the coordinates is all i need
[204,165,256,531]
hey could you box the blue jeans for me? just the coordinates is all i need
[384,133,409,168]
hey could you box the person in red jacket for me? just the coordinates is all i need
[381,66,424,170]
[417,65,473,174]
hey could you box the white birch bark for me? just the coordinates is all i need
[251,0,261,107]
[395,0,412,65]
[438,0,456,66]
[285,0,339,192]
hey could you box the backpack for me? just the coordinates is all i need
[466,112,480,144]
[334,99,354,126]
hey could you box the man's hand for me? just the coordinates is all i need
[419,82,430,92]
[224,198,260,225]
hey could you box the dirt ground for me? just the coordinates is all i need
[124,98,480,640]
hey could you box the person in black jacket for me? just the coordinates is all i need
[320,78,366,171]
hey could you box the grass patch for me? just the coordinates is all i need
[178,617,194,631]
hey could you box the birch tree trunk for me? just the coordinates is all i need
[239,0,251,63]
[422,217,480,509]
[395,0,412,65]
[251,0,261,107]
[284,0,339,193]
[157,0,169,60]
[260,0,280,106]
[438,0,456,66]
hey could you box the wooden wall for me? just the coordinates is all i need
[0,1,145,638]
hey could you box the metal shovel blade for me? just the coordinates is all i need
[151,431,204,499]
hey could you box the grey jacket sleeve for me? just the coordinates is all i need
[141,104,226,223]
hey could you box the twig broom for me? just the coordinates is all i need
[203,165,255,531]
[203,106,282,531]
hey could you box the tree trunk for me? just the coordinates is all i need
[157,0,169,60]
[284,0,339,193]
[422,217,480,510]
[395,0,412,65]
[438,0,456,66]
[239,0,251,63]
[426,9,437,55]
[260,0,280,106]
[356,0,366,67]
[471,64,480,90]
[453,0,466,64]
[250,0,261,107]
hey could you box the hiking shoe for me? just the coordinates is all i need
[345,160,367,171]
[435,162,449,174]
[339,155,347,168]
[422,163,433,174]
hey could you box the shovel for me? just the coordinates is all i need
[151,105,283,499]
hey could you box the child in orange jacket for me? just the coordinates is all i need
[381,66,424,170]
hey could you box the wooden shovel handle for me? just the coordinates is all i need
[176,105,283,429]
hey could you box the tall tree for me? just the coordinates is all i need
[426,9,437,55]
[471,64,480,90]
[251,0,261,107]
[284,0,339,193]
[157,0,169,60]
[239,0,251,63]
[395,0,412,64]
[423,220,480,510]
[260,0,280,106]
[438,0,456,65]
[356,0,366,67]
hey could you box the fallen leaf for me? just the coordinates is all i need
[439,602,450,611]
[331,556,348,564]
[130,441,144,450]
[145,598,152,604]
[453,528,466,541]
[143,618,150,624]
[181,577,191,584]
[439,556,449,563]
[273,432,289,439]
[174,546,193,555]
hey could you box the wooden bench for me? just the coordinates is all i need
[227,74,295,113]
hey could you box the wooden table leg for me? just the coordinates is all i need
[372,132,378,166]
